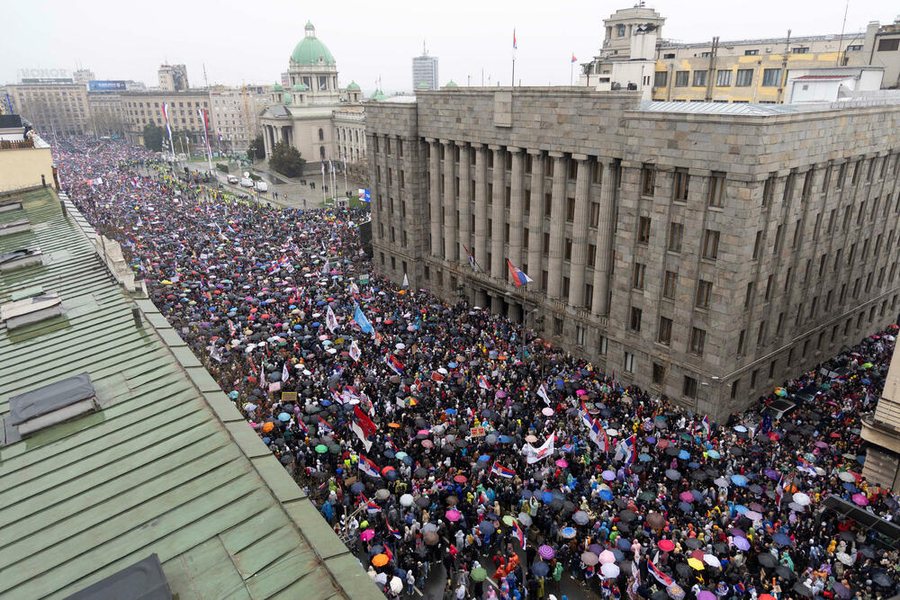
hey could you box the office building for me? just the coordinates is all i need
[862,344,900,490]
[366,87,900,418]
[208,85,270,152]
[158,63,189,92]
[413,50,439,91]
[120,90,212,148]
[3,78,91,136]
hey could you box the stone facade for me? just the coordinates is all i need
[367,87,900,420]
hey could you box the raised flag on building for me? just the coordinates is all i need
[349,340,361,362]
[354,304,374,334]
[513,28,517,50]
[506,258,533,287]
[571,53,578,63]
[325,305,339,332]
[358,454,381,478]
[491,462,516,479]
[161,103,172,138]
[463,245,480,272]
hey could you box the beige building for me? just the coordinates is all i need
[259,22,366,169]
[581,5,900,103]
[0,115,54,194]
[87,92,127,137]
[862,344,900,490]
[158,63,189,92]
[366,88,900,419]
[209,85,269,152]
[121,90,212,149]
[4,81,91,136]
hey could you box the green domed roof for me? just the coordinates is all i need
[370,89,387,101]
[291,23,336,66]
[273,83,284,91]
[416,81,430,90]
[444,80,459,88]
[292,83,308,91]
[346,81,361,91]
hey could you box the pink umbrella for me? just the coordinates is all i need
[697,592,716,600]
[679,491,694,503]
[418,429,431,436]
[538,544,555,559]
[360,528,375,541]
[744,510,763,522]
[852,493,868,506]
[555,459,568,468]
[446,509,461,522]
[576,389,587,396]
[542,407,554,416]
[598,550,616,564]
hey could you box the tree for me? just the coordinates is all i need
[268,141,306,178]
[143,124,163,152]
[247,135,265,161]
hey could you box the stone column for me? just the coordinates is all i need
[547,152,567,300]
[592,159,616,315]
[490,145,506,279]
[442,140,457,262]
[568,154,591,307]
[526,150,545,287]
[427,138,442,258]
[473,144,488,272]
[457,143,471,261]
[508,147,525,269]
[262,125,271,157]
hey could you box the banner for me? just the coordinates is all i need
[522,433,555,464]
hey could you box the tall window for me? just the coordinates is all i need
[629,307,643,332]
[692,70,708,87]
[735,69,753,87]
[641,164,656,196]
[708,171,725,207]
[658,317,672,345]
[683,376,698,398]
[690,328,706,356]
[668,222,684,253]
[663,271,678,300]
[638,216,651,243]
[673,168,690,201]
[654,71,668,87]
[762,68,782,87]
[675,71,689,87]
[632,263,646,290]
[716,70,732,87]
[696,280,712,309]
[702,229,720,260]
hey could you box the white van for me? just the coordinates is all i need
[239,177,254,188]
[255,181,268,192]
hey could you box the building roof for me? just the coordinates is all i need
[0,188,379,600]
[658,31,865,50]
[291,23,336,67]
[346,81,360,91]
[638,96,900,116]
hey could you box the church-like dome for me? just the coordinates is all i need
[346,81,361,91]
[290,22,336,66]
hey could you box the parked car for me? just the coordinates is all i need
[227,175,239,184]
[239,177,254,188]
[255,181,268,192]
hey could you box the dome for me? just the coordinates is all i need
[416,81,430,90]
[444,80,459,88]
[290,22,336,66]
[346,81,361,91]
[273,83,284,92]
[292,83,309,91]
[370,89,387,101]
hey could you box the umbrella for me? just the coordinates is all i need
[423,531,439,545]
[600,563,620,579]
[687,557,705,571]
[539,545,555,560]
[772,533,793,547]
[446,509,461,522]
[703,555,721,569]
[400,494,414,507]
[714,477,729,488]
[658,539,675,552]
[638,453,652,462]
[315,444,328,454]
[531,561,550,577]
[684,538,702,550]
[647,513,666,530]
[775,565,795,581]
[372,553,389,567]
[619,509,637,523]
[666,469,682,481]
[792,583,814,598]
[679,491,694,503]
[832,582,852,599]
[360,528,375,541]
[730,474,748,487]
[598,550,615,564]
[836,551,853,566]
[872,572,893,587]
[852,492,868,506]
[389,576,403,594]
[471,567,487,582]
[697,592,716,600]
[678,501,693,513]
[792,492,811,506]
[732,536,750,551]
[415,496,430,508]
[560,527,576,539]
[351,482,365,494]
[573,511,589,525]
[757,553,777,568]
[838,471,856,482]
[375,488,390,500]
[518,512,533,527]
[601,470,616,481]
[581,551,599,566]
[480,521,495,536]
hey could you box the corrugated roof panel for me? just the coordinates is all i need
[0,188,379,599]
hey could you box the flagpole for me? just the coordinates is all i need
[321,164,326,205]
[570,61,574,85]
[520,282,526,361]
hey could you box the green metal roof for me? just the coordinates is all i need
[0,188,379,600]
[444,80,459,88]
[346,81,360,91]
[291,24,336,67]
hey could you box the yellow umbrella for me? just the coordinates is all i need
[687,557,705,571]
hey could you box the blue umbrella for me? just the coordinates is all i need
[531,561,550,577]
[478,454,491,462]
[521,490,533,499]
[499,435,513,444]
[731,474,749,487]
[688,461,701,470]
[448,362,458,368]
[351,482,365,494]
[542,492,554,503]
[600,489,614,501]
[293,324,302,331]
[638,453,652,462]
[678,450,690,460]
[320,399,332,407]
[311,321,320,328]
[842,482,859,493]
[445,408,458,415]
[228,390,239,400]
[772,532,793,547]
[278,412,290,422]
[707,449,721,459]
[262,437,271,445]
[617,538,631,551]
[734,504,749,514]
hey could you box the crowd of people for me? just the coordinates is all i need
[55,138,899,600]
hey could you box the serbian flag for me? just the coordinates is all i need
[351,405,377,451]
[385,354,404,376]
[386,516,402,539]
[359,454,381,478]
[513,28,517,51]
[571,53,578,63]
[513,520,526,549]
[317,416,334,436]
[491,462,516,479]
[362,495,381,512]
[506,259,533,287]
[160,102,172,138]
[477,375,492,390]
[701,415,711,438]
[648,554,674,587]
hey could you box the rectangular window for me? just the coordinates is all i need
[658,316,672,345]
[735,69,753,87]
[683,376,698,398]
[673,168,690,201]
[878,38,900,51]
[652,363,666,385]
[791,46,810,54]
[696,280,712,309]
[716,70,732,87]
[737,329,746,355]
[690,327,706,356]
[668,222,683,253]
[762,68,782,87]
[598,335,608,355]
[730,379,740,400]
[745,282,754,308]
[757,320,767,346]
[629,307,643,332]
[641,164,656,196]
[566,197,575,222]
[752,230,763,259]
[692,70,708,87]
[564,238,573,260]
[675,71,689,87]
[762,174,775,206]
[663,271,677,300]
[632,263,646,290]
[588,244,597,267]
[590,202,600,227]
[654,71,668,87]
[744,49,759,56]
[638,216,651,243]
[702,229,720,260]
[624,351,636,373]
[708,171,725,207]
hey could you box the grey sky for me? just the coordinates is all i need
[4,0,896,93]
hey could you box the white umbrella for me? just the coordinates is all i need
[374,573,387,585]
[838,472,856,483]
[598,550,616,564]
[389,576,403,593]
[400,494,414,507]
[792,492,811,506]
[703,554,721,569]
[600,563,620,579]
[836,552,853,566]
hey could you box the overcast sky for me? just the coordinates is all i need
[4,0,896,93]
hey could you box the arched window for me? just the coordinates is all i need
[318,128,324,141]
[320,146,326,160]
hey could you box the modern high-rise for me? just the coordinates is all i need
[366,87,900,419]
[412,51,439,91]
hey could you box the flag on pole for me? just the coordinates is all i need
[386,516,402,539]
[506,258,533,287]
[522,433,555,464]
[775,473,785,507]
[325,305,339,332]
[614,434,637,463]
[321,162,325,175]
[349,340,361,362]
[161,103,172,139]
[537,383,551,405]
[571,53,578,63]
[477,375,492,390]
[701,415,711,438]
[385,354,404,376]
[491,462,516,479]
[402,272,409,288]
[648,554,674,587]
[513,28,517,50]
[317,416,334,436]
[513,520,526,549]
[358,454,381,478]
[281,362,289,382]
[354,304,373,334]
[463,245,480,272]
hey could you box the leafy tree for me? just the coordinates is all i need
[268,141,306,178]
[143,124,163,152]
[247,134,265,161]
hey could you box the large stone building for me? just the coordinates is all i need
[581,5,900,102]
[366,87,900,418]
[259,22,366,169]
[121,90,212,149]
[158,63,189,92]
[208,84,270,152]
[4,79,91,136]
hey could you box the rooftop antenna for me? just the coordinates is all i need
[836,0,850,66]
[203,63,209,88]
[423,39,427,56]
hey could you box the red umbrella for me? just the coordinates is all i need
[658,539,675,552]
[454,475,468,484]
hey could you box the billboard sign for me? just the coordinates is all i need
[88,80,127,92]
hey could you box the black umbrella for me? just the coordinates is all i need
[684,538,701,549]
[775,565,795,581]
[791,582,813,597]
[415,496,430,508]
[619,509,637,523]
[674,562,691,580]
[872,572,893,587]
[678,501,693,513]
[666,469,682,481]
[758,553,777,568]
[665,446,680,457]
